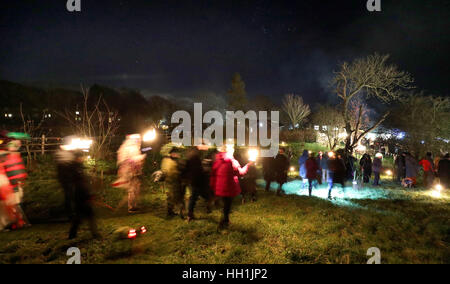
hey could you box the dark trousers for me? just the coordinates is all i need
[308,179,317,196]
[222,197,233,224]
[69,201,99,239]
[188,185,211,218]
[373,172,380,185]
[363,170,371,183]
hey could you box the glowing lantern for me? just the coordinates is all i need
[143,129,157,142]
[431,184,443,198]
[248,149,259,162]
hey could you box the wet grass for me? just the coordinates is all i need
[0,174,448,264]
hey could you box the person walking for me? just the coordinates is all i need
[114,134,146,213]
[316,151,328,185]
[185,147,212,222]
[372,153,383,186]
[55,139,100,240]
[327,152,346,200]
[161,147,185,218]
[274,148,290,196]
[359,154,372,183]
[210,145,251,229]
[262,156,276,192]
[305,153,319,196]
[298,150,309,189]
[0,137,29,228]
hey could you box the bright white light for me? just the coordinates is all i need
[290,166,295,172]
[8,114,12,118]
[62,138,93,151]
[385,170,393,176]
[75,111,80,115]
[248,149,259,162]
[143,129,157,142]
[435,184,443,191]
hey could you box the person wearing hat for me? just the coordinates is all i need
[0,132,28,230]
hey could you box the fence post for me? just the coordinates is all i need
[41,134,45,155]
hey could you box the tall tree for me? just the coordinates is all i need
[282,94,311,129]
[332,53,414,153]
[389,92,450,156]
[227,73,248,110]
[311,105,345,150]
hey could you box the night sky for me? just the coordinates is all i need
[0,0,449,104]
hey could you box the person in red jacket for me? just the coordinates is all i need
[419,152,434,188]
[305,152,319,196]
[210,144,251,229]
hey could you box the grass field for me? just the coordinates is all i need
[0,167,449,264]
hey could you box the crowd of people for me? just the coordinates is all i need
[395,151,450,189]
[1,131,450,238]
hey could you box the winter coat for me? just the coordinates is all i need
[360,155,372,172]
[274,153,290,183]
[305,158,319,180]
[184,150,206,188]
[0,152,27,193]
[298,150,309,178]
[328,158,346,184]
[262,157,276,181]
[372,157,382,173]
[210,152,249,197]
[161,157,182,193]
[55,150,91,204]
[405,156,419,178]
[419,159,433,172]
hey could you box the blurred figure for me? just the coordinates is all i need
[305,152,319,196]
[184,147,212,222]
[345,154,357,181]
[274,148,290,196]
[316,151,328,184]
[395,152,406,183]
[210,145,251,229]
[55,138,100,240]
[372,153,383,186]
[405,153,419,187]
[359,154,372,183]
[0,138,28,229]
[298,150,309,189]
[419,152,434,188]
[241,161,258,203]
[437,153,450,188]
[115,134,146,213]
[0,161,16,231]
[327,152,346,200]
[161,147,185,218]
[262,156,276,192]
